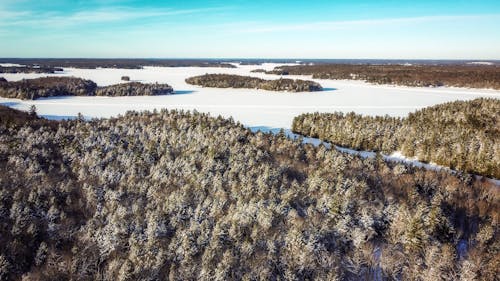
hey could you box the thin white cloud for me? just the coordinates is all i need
[0,6,229,28]
[242,14,500,33]
[64,7,227,23]
[0,10,31,19]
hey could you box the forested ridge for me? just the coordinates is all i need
[185,74,323,92]
[265,64,500,89]
[292,98,500,179]
[0,77,174,100]
[0,106,498,280]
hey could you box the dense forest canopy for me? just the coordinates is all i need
[292,98,500,179]
[0,77,174,100]
[265,64,500,89]
[0,106,498,280]
[185,74,323,92]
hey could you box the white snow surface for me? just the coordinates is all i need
[1,63,499,128]
[0,63,25,67]
[467,61,495,66]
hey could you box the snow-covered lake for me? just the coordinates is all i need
[1,63,499,130]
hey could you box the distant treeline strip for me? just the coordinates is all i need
[0,59,236,69]
[0,66,64,74]
[292,98,500,178]
[265,64,500,89]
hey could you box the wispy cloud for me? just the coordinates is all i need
[65,7,228,23]
[0,6,229,28]
[242,14,500,33]
[0,10,31,19]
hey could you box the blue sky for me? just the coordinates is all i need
[0,0,499,59]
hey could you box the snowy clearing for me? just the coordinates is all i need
[0,63,26,67]
[466,61,495,66]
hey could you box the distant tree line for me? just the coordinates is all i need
[292,98,500,178]
[0,66,63,74]
[238,61,263,66]
[0,59,236,69]
[186,74,323,92]
[265,64,500,89]
[0,77,174,100]
[0,105,497,280]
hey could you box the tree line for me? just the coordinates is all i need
[264,64,500,89]
[0,59,236,69]
[0,66,63,74]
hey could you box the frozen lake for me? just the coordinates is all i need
[1,63,499,129]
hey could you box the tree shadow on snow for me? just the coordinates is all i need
[41,115,79,121]
[36,96,78,101]
[0,101,20,107]
[174,90,196,95]
[322,88,337,92]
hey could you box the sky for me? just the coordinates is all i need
[0,0,499,59]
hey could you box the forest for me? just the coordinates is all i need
[0,105,498,280]
[0,66,63,74]
[185,74,323,92]
[0,59,236,69]
[292,98,500,179]
[264,64,500,89]
[0,77,173,100]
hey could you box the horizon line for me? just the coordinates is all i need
[1,57,499,61]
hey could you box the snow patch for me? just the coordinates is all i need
[0,63,26,67]
[467,61,494,66]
